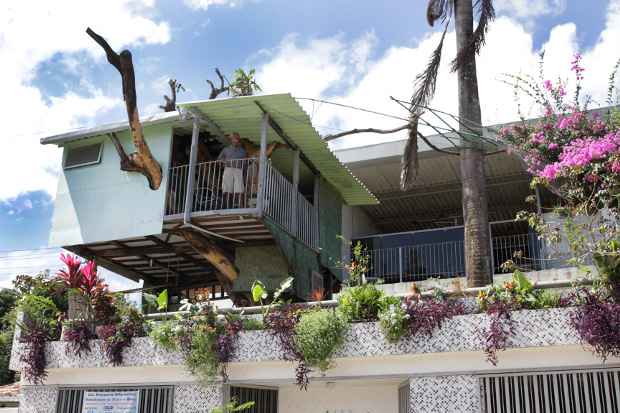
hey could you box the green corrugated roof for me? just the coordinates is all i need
[178,93,378,206]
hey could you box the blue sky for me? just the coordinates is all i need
[0,0,618,287]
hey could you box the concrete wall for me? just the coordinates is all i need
[279,380,399,413]
[49,124,172,247]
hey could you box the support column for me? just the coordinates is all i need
[183,117,200,223]
[292,150,300,236]
[256,113,269,217]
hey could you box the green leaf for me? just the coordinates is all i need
[513,271,532,292]
[157,289,169,311]
[251,280,267,303]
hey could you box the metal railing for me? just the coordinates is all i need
[166,159,319,249]
[364,233,549,284]
[263,160,318,249]
[166,158,259,215]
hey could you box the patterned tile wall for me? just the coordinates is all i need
[11,307,579,371]
[20,385,58,413]
[174,383,222,413]
[409,375,481,413]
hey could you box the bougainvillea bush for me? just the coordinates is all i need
[501,54,620,298]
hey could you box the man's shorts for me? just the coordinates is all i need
[222,167,245,193]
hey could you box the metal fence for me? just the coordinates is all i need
[364,233,548,284]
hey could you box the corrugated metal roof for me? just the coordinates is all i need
[177,94,378,206]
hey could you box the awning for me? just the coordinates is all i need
[177,93,378,206]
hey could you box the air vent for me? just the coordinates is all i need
[63,143,103,169]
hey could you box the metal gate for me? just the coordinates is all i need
[56,386,174,413]
[481,369,620,413]
[230,386,278,413]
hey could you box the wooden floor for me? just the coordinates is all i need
[163,212,274,244]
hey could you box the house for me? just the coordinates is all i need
[42,93,377,304]
[11,97,620,413]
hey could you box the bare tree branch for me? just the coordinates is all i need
[160,79,184,112]
[207,68,229,99]
[87,27,162,190]
[323,124,410,141]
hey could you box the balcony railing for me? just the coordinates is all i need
[166,158,318,250]
[363,233,551,284]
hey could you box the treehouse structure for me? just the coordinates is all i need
[43,94,377,303]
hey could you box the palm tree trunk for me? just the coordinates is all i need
[454,0,492,287]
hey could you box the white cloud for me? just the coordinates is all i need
[0,0,171,200]
[184,0,247,10]
[495,0,567,19]
[256,1,620,149]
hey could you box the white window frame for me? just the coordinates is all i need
[63,142,103,170]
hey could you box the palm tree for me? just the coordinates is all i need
[406,0,495,287]
[230,68,262,97]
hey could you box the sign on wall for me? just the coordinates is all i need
[81,390,140,413]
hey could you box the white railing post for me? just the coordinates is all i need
[313,176,320,249]
[256,113,269,217]
[183,117,200,222]
[398,246,403,283]
[292,150,300,236]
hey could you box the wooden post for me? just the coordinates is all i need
[292,150,300,236]
[256,113,269,216]
[313,176,320,249]
[184,117,200,223]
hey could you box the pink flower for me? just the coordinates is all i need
[544,80,553,91]
[548,143,559,150]
[557,117,571,129]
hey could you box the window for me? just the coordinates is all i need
[56,386,174,413]
[63,143,103,169]
[229,386,278,413]
[481,368,620,413]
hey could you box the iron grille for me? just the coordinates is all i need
[481,369,620,413]
[56,386,174,413]
[230,386,278,413]
[398,382,410,413]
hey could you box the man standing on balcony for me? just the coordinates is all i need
[218,132,248,207]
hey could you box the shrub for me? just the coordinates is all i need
[378,296,409,343]
[569,288,620,361]
[404,295,465,338]
[62,319,95,356]
[294,309,348,372]
[338,283,384,322]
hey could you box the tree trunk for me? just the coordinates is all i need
[454,0,492,287]
[179,230,238,292]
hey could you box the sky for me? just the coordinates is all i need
[0,0,618,289]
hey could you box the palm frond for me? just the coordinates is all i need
[400,116,419,190]
[410,24,448,114]
[426,0,453,27]
[451,0,495,72]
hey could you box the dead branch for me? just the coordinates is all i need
[160,79,184,112]
[86,27,162,190]
[207,68,229,99]
[323,124,410,141]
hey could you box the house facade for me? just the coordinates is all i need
[11,97,620,412]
